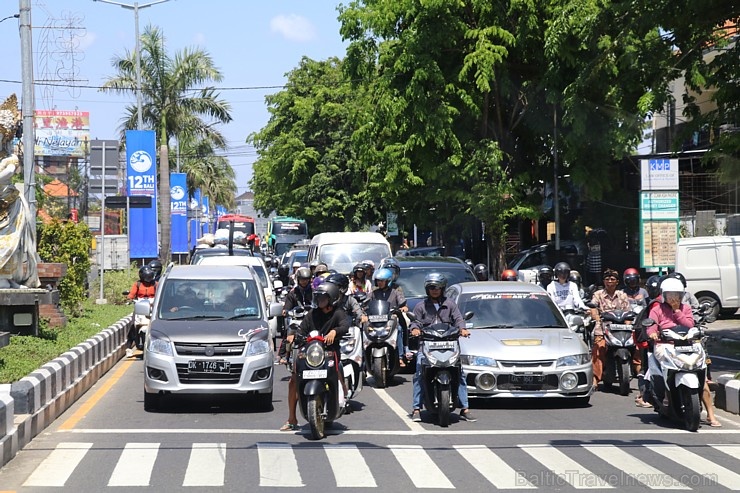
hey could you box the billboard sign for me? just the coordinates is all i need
[34,110,90,157]
[125,130,158,259]
[641,158,679,190]
[640,191,680,220]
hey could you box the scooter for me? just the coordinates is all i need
[601,309,636,396]
[294,330,346,440]
[643,319,707,432]
[340,324,363,401]
[124,292,152,350]
[284,305,307,372]
[418,321,463,427]
[563,308,588,343]
[363,300,402,388]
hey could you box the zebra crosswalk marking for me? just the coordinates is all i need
[710,443,740,461]
[389,444,454,489]
[646,444,740,491]
[182,443,226,486]
[257,442,304,487]
[454,444,535,489]
[519,444,613,489]
[108,442,160,486]
[580,444,689,490]
[324,444,377,487]
[22,442,92,487]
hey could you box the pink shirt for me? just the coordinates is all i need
[646,302,694,337]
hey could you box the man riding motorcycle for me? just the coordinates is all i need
[126,265,157,357]
[473,263,488,281]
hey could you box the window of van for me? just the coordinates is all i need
[319,243,391,274]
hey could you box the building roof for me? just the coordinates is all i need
[44,179,78,197]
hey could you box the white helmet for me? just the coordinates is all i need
[660,277,684,296]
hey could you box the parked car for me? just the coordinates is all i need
[508,240,585,283]
[444,280,593,404]
[136,265,282,412]
[394,256,477,312]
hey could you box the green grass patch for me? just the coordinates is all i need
[0,300,131,383]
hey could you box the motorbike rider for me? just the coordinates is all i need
[408,273,475,423]
[501,269,518,281]
[537,266,553,290]
[126,266,158,357]
[280,281,349,431]
[369,267,409,367]
[349,262,372,295]
[547,262,587,311]
[646,278,721,427]
[312,263,330,289]
[633,274,664,408]
[666,271,699,309]
[362,260,376,281]
[589,268,631,390]
[621,268,648,303]
[148,259,163,282]
[473,263,489,281]
[325,273,367,327]
[278,267,313,364]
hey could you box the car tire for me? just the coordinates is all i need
[255,391,273,411]
[573,396,591,407]
[144,390,160,412]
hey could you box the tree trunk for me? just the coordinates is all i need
[159,143,171,264]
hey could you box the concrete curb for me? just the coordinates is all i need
[714,373,740,417]
[0,315,132,468]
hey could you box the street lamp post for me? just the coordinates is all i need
[93,0,170,130]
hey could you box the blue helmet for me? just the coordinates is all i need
[379,257,401,282]
[373,267,394,287]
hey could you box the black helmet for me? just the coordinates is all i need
[645,275,661,300]
[148,259,163,277]
[464,259,474,269]
[309,259,320,270]
[352,263,367,276]
[473,263,488,281]
[295,267,312,280]
[325,273,350,294]
[139,265,155,283]
[568,270,582,287]
[313,281,341,307]
[553,262,571,279]
[314,263,329,276]
[538,266,553,278]
[379,257,401,282]
[667,271,687,288]
[424,272,447,295]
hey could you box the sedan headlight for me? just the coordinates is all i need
[147,331,173,356]
[461,355,497,367]
[306,342,325,368]
[247,339,270,356]
[556,353,590,367]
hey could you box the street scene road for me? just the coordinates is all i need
[1,344,739,493]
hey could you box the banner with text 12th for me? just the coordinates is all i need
[170,172,188,254]
[125,130,158,259]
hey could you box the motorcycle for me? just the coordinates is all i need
[284,305,308,371]
[339,323,364,401]
[418,321,463,427]
[600,309,637,395]
[643,319,707,431]
[563,308,589,346]
[294,330,346,440]
[124,292,152,351]
[363,300,403,388]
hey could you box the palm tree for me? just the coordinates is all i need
[179,135,238,210]
[101,25,232,263]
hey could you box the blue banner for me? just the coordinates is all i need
[201,195,210,236]
[216,205,227,223]
[125,130,158,259]
[170,173,188,254]
[189,189,202,250]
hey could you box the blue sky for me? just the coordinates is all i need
[0,0,349,193]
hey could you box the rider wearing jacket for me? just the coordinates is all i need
[325,273,367,326]
[126,266,157,357]
[409,273,475,423]
[547,262,587,311]
[369,267,409,367]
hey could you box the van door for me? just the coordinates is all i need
[684,243,721,301]
[720,238,740,309]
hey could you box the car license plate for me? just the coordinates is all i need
[303,369,328,379]
[368,314,388,323]
[188,360,230,373]
[510,374,544,385]
[427,341,455,350]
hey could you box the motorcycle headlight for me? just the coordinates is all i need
[247,339,270,356]
[556,353,590,367]
[147,331,173,356]
[367,326,390,339]
[340,338,355,355]
[461,355,497,367]
[306,342,325,368]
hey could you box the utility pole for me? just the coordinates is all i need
[19,0,35,217]
[553,103,560,251]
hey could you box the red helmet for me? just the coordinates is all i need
[501,269,518,281]
[623,267,640,287]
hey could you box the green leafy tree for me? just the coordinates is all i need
[101,25,233,262]
[178,136,237,210]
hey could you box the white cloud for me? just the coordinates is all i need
[269,14,316,43]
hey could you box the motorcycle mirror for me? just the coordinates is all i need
[406,312,417,322]
[464,311,474,321]
[122,291,130,296]
[641,317,655,327]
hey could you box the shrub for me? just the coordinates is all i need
[89,264,139,305]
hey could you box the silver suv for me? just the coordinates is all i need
[136,265,282,411]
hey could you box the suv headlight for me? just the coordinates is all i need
[147,331,173,356]
[461,355,497,367]
[247,339,270,356]
[556,353,590,367]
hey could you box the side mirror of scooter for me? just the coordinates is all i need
[122,291,130,296]
[641,317,655,328]
[464,311,474,321]
[406,312,417,322]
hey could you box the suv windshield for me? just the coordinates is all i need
[319,243,390,274]
[457,292,567,329]
[396,267,476,298]
[158,278,262,320]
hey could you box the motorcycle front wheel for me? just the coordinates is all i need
[679,386,700,432]
[307,394,325,440]
[618,360,631,396]
[372,357,387,388]
[438,386,451,427]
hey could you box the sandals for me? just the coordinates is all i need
[279,422,300,431]
[705,419,722,428]
[398,359,406,368]
[635,398,652,408]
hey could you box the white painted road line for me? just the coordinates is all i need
[389,444,454,489]
[520,444,613,489]
[324,443,377,487]
[108,442,160,486]
[647,444,740,491]
[581,444,689,490]
[710,443,740,461]
[454,444,535,489]
[258,442,304,487]
[182,442,226,486]
[373,388,425,432]
[23,442,92,487]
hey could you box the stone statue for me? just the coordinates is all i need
[0,94,40,288]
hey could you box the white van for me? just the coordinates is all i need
[674,236,740,317]
[307,232,392,275]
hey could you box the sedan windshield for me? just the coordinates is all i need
[158,278,262,320]
[458,293,567,329]
[396,267,476,298]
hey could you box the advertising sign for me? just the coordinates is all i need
[640,221,678,268]
[386,212,399,236]
[34,110,90,157]
[640,191,680,220]
[125,130,158,259]
[641,158,679,190]
[170,173,188,254]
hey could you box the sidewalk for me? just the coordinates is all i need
[704,313,740,417]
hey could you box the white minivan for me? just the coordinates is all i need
[674,236,740,318]
[307,232,392,275]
